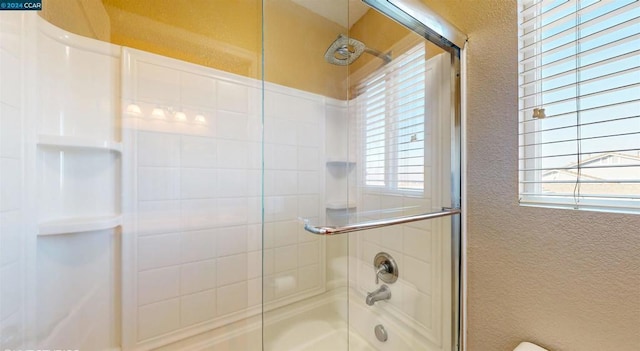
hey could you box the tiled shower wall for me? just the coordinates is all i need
[0,13,25,351]
[122,49,326,348]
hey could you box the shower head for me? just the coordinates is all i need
[324,34,392,66]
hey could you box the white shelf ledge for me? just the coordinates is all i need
[37,134,122,153]
[326,157,355,165]
[326,201,357,210]
[38,215,122,236]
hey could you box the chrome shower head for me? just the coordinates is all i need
[324,34,392,66]
[324,34,366,66]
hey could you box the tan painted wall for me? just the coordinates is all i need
[41,0,348,99]
[420,1,640,350]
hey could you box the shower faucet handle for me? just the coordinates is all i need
[373,252,398,284]
[375,263,389,285]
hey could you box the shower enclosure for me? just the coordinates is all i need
[0,0,464,350]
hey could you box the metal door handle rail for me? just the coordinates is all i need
[304,208,461,235]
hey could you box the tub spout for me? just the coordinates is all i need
[366,284,391,306]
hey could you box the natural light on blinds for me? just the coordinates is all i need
[357,42,426,193]
[518,0,640,213]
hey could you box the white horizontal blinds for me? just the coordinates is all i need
[518,0,640,212]
[362,73,387,187]
[359,42,426,192]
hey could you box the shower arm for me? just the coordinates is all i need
[304,207,460,235]
[364,48,392,64]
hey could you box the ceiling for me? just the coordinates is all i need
[291,0,371,28]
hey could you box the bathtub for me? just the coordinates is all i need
[156,288,433,351]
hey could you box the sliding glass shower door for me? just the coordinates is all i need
[262,1,463,350]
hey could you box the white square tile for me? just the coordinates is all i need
[217,140,248,169]
[0,16,21,55]
[0,158,20,212]
[264,144,297,170]
[402,288,432,329]
[272,220,298,248]
[0,211,21,265]
[181,229,217,263]
[262,275,275,303]
[216,282,248,316]
[264,196,297,222]
[181,199,218,230]
[246,118,262,143]
[181,259,217,294]
[180,71,216,109]
[0,103,20,158]
[138,234,181,270]
[298,147,320,171]
[273,271,297,298]
[181,168,217,199]
[246,170,261,197]
[216,253,248,287]
[0,262,22,320]
[247,142,262,170]
[298,241,319,267]
[274,245,297,273]
[138,299,180,340]
[263,249,274,276]
[137,132,180,167]
[217,81,248,113]
[247,278,261,307]
[181,136,216,168]
[247,197,261,224]
[247,251,261,279]
[181,289,217,327]
[217,169,247,197]
[403,226,432,262]
[263,222,275,249]
[264,118,298,145]
[265,170,297,196]
[297,195,320,218]
[137,200,181,235]
[137,61,180,105]
[379,224,403,253]
[138,267,180,306]
[403,255,431,294]
[297,171,320,195]
[247,224,261,251]
[138,168,180,201]
[0,49,20,106]
[297,122,321,147]
[217,225,248,257]
[298,264,320,291]
[217,111,248,141]
[217,198,248,227]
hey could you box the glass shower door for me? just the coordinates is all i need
[262,1,463,350]
[261,1,350,350]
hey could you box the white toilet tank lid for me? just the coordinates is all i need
[514,341,549,351]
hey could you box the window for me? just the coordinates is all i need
[518,0,640,213]
[357,42,427,194]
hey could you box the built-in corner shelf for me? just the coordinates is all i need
[326,201,357,210]
[37,134,122,153]
[326,158,356,166]
[38,215,122,236]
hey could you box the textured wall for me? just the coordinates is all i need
[421,1,640,350]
